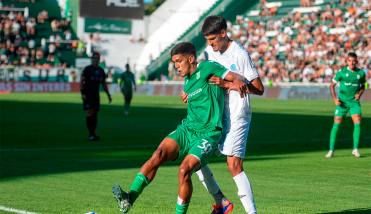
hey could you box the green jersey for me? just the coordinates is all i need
[120,71,135,93]
[333,66,366,102]
[182,61,228,131]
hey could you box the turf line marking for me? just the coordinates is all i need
[0,205,39,214]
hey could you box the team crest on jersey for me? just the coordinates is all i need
[357,75,360,79]
[230,64,238,71]
[196,72,200,80]
[346,73,349,77]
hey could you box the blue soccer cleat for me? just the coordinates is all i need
[112,184,131,213]
[211,199,234,214]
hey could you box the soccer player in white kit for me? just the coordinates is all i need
[195,16,264,214]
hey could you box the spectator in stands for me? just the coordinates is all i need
[228,0,370,83]
[301,0,312,7]
[0,9,79,68]
[34,48,47,68]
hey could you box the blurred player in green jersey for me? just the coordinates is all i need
[119,63,136,116]
[326,52,366,158]
[112,42,249,214]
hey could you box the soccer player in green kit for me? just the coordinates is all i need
[119,63,136,116]
[112,42,249,214]
[326,52,366,158]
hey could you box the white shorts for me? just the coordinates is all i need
[218,115,251,158]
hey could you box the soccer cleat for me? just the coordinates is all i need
[325,150,334,158]
[112,184,131,213]
[88,135,100,141]
[352,149,360,158]
[211,204,223,214]
[211,199,234,214]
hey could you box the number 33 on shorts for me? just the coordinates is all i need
[198,139,212,155]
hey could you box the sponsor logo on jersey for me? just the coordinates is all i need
[188,88,202,98]
[344,82,359,87]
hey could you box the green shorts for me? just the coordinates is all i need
[167,124,222,167]
[334,100,362,117]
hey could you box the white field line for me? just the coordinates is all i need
[0,205,39,214]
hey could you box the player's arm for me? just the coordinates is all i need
[221,71,248,98]
[247,77,264,95]
[330,81,341,105]
[180,91,188,104]
[80,68,87,100]
[355,85,365,100]
[132,74,137,91]
[101,71,112,103]
[209,74,264,96]
[331,70,343,105]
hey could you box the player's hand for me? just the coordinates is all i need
[245,84,251,94]
[181,91,188,104]
[209,76,225,87]
[232,79,247,98]
[334,99,341,105]
[354,94,360,100]
[108,94,112,104]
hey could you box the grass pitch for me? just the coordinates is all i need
[0,93,370,214]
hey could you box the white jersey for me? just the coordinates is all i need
[205,41,259,122]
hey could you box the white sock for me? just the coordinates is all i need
[196,165,224,204]
[233,171,257,214]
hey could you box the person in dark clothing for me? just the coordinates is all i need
[80,52,112,141]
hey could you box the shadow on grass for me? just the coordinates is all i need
[0,100,370,178]
[319,208,371,214]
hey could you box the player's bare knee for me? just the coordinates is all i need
[227,159,243,175]
[178,165,192,182]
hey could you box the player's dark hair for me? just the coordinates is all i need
[170,42,196,57]
[347,52,357,58]
[202,16,227,36]
[125,63,130,71]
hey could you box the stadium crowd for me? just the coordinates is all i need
[0,10,80,68]
[228,0,370,83]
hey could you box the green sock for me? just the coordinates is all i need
[175,202,189,214]
[353,123,361,149]
[329,123,340,151]
[129,173,150,204]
